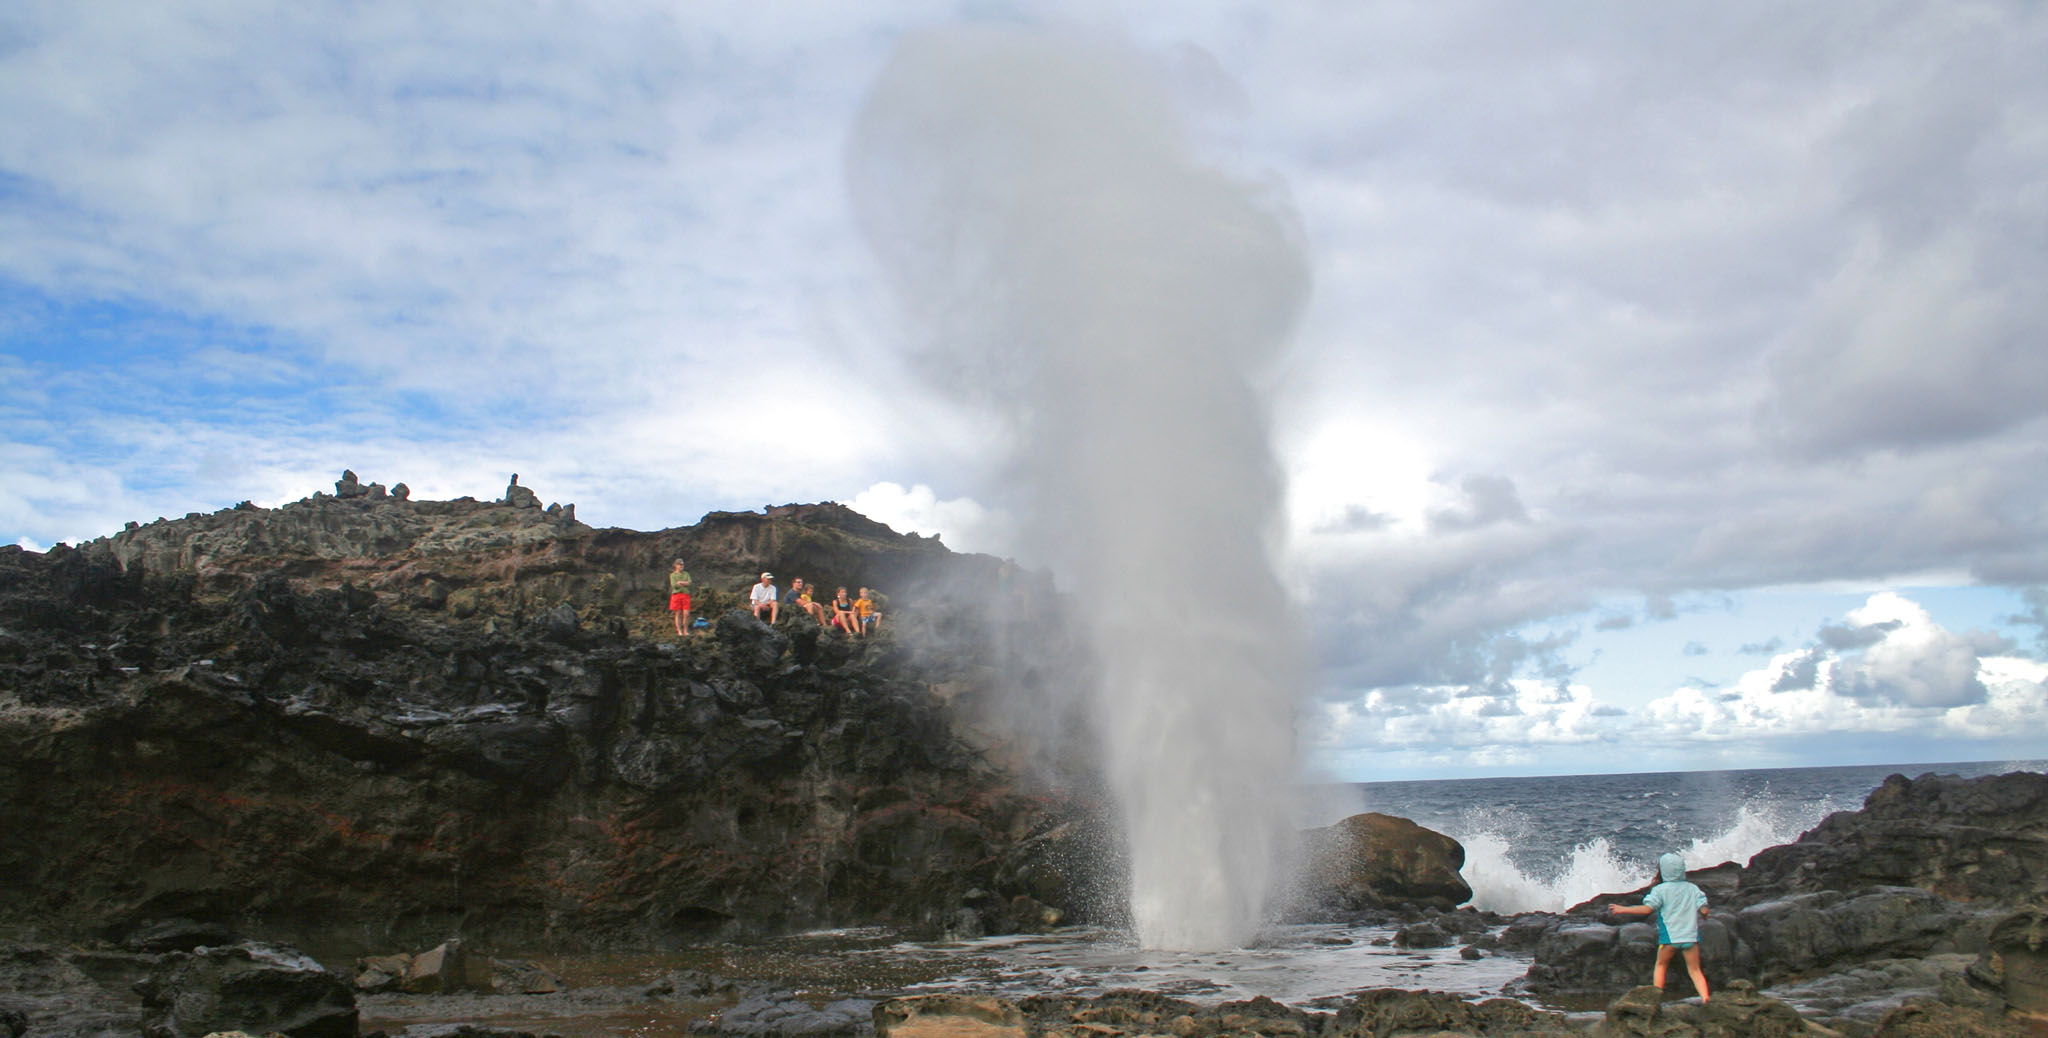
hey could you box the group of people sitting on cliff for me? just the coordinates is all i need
[749,572,881,636]
[665,560,881,638]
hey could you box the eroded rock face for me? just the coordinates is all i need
[1733,771,2048,908]
[0,480,1103,952]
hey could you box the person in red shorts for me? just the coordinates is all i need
[668,559,693,636]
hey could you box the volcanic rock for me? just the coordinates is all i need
[1293,812,1473,913]
[0,475,1105,951]
[1986,907,2048,1024]
[135,941,357,1038]
[399,940,493,995]
[716,991,874,1037]
[1731,771,2048,908]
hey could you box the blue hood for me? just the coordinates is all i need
[1659,853,1687,882]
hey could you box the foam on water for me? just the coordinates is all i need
[1454,794,1846,914]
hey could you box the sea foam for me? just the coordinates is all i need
[1454,795,1844,914]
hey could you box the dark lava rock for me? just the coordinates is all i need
[1730,887,2001,985]
[1733,771,2048,908]
[715,991,875,1037]
[135,940,357,1038]
[1392,922,1453,949]
[1329,988,1572,1037]
[1292,812,1473,913]
[395,1025,560,1038]
[0,485,1107,950]
[1521,914,1746,1000]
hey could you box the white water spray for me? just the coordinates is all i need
[849,28,1309,949]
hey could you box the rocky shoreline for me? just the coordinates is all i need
[3,475,2045,1036]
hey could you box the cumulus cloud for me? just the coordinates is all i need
[848,481,1014,557]
[1311,592,2048,775]
[1827,593,1990,708]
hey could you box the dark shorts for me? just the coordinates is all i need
[669,593,691,611]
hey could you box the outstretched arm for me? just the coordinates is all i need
[1610,904,1652,917]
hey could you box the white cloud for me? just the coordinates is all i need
[848,481,1014,557]
[1310,592,2048,774]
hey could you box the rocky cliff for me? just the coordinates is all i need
[0,472,1102,954]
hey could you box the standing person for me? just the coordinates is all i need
[1610,853,1711,1003]
[749,572,779,624]
[668,559,693,636]
[855,587,881,635]
[829,586,858,635]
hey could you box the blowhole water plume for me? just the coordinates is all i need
[848,28,1309,950]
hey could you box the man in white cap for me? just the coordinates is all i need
[749,572,779,623]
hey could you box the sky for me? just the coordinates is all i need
[3,1,2045,782]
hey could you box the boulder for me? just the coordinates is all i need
[400,940,493,995]
[487,958,563,995]
[1295,812,1473,912]
[502,475,540,509]
[1987,907,2048,1022]
[1392,922,1453,948]
[353,953,410,994]
[135,941,356,1038]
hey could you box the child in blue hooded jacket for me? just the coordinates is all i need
[1611,852,1710,1002]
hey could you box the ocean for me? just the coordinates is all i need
[1331,758,2048,915]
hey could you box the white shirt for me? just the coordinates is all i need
[750,581,778,605]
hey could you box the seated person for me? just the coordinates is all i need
[785,578,829,624]
[748,572,779,623]
[855,587,881,634]
[829,587,859,635]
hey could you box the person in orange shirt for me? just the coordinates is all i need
[855,587,881,635]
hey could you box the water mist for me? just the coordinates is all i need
[848,28,1309,950]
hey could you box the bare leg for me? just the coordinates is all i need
[1653,944,1675,991]
[1681,946,1709,1002]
